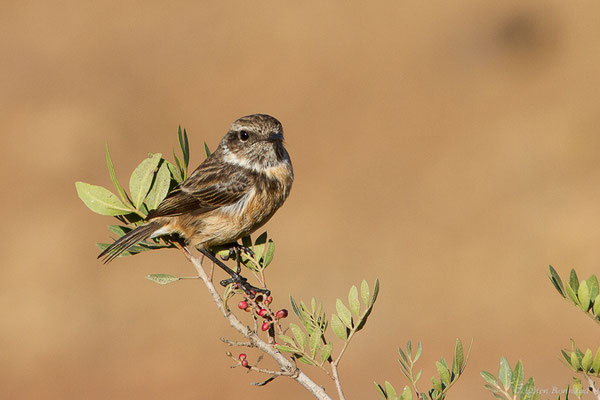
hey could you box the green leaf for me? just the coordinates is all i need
[105,143,131,206]
[384,381,397,398]
[289,323,306,350]
[511,360,523,394]
[498,357,511,390]
[309,329,320,358]
[129,153,162,209]
[521,377,535,400]
[178,126,190,171]
[76,182,134,216]
[108,225,132,236]
[331,314,347,340]
[414,341,422,363]
[253,232,268,261]
[593,347,600,374]
[548,265,566,297]
[145,274,179,285]
[452,338,463,377]
[296,354,315,365]
[594,295,600,317]
[275,345,297,354]
[278,335,297,347]
[336,299,353,329]
[565,283,581,306]
[263,239,275,267]
[320,343,333,363]
[361,279,370,305]
[570,269,580,292]
[436,361,450,385]
[374,382,386,399]
[371,279,380,306]
[348,285,361,316]
[578,281,591,311]
[588,275,599,300]
[400,385,413,400]
[582,349,593,372]
[570,351,581,371]
[144,161,170,210]
[204,141,211,158]
[481,371,499,388]
[165,160,183,184]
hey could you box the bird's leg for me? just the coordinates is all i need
[219,242,255,274]
[200,249,269,299]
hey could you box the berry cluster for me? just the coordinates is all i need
[237,295,288,332]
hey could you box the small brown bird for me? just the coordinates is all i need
[98,114,293,295]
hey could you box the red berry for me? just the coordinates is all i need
[261,321,270,331]
[275,309,288,319]
[258,308,268,318]
[241,359,249,368]
[238,353,247,361]
[264,295,273,305]
[238,301,248,310]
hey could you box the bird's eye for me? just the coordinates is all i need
[239,131,249,141]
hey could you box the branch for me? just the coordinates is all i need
[586,374,600,400]
[180,247,332,400]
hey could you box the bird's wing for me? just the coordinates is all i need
[147,162,251,219]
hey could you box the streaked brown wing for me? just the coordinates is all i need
[147,161,250,219]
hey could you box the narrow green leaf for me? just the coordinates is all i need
[431,377,442,393]
[582,349,593,372]
[565,283,581,306]
[374,382,387,399]
[511,360,523,394]
[592,347,600,373]
[570,269,580,292]
[275,345,297,354]
[144,161,170,210]
[452,338,464,377]
[289,323,306,350]
[361,279,370,305]
[296,354,315,365]
[263,239,275,267]
[548,265,566,297]
[436,361,450,385]
[561,349,571,364]
[105,143,131,206]
[572,377,583,399]
[181,128,189,170]
[108,225,132,236]
[481,371,499,388]
[400,386,412,400]
[588,275,599,301]
[521,377,535,400]
[594,294,600,317]
[348,285,361,316]
[76,182,133,216]
[165,160,183,184]
[371,279,380,306]
[398,348,409,367]
[498,357,511,390]
[320,343,333,363]
[145,274,179,285]
[278,335,297,347]
[129,153,162,209]
[414,341,422,363]
[336,299,353,329]
[384,381,397,398]
[570,351,581,371]
[578,281,591,311]
[241,235,252,249]
[331,314,347,340]
[309,329,320,358]
[203,141,211,158]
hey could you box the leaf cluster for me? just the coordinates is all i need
[276,280,379,368]
[548,265,600,323]
[561,339,600,376]
[481,358,540,400]
[214,232,276,274]
[76,127,195,257]
[376,339,470,400]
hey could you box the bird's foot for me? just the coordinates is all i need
[220,275,270,299]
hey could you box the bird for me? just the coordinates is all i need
[98,114,293,296]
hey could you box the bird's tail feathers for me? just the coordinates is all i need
[98,221,161,264]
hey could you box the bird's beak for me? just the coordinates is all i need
[265,133,284,142]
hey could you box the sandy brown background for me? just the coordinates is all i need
[3,1,600,399]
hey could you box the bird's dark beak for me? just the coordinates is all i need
[266,133,284,142]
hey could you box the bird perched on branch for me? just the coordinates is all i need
[98,114,293,297]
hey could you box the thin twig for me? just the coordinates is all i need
[220,338,255,348]
[178,246,332,400]
[585,374,600,400]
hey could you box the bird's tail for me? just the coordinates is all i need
[98,221,161,264]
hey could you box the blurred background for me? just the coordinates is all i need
[3,0,600,398]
